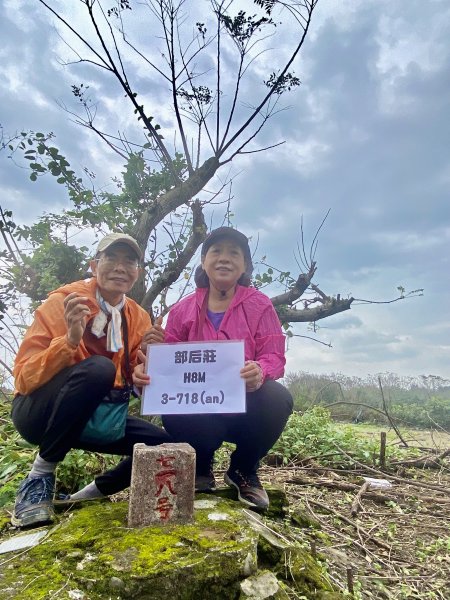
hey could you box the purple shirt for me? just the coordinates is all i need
[165,286,286,381]
[207,309,225,331]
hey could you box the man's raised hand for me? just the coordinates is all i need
[64,292,91,348]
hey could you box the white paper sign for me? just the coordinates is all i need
[141,340,246,415]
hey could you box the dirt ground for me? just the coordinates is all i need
[259,460,450,599]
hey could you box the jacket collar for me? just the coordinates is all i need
[49,278,129,318]
[194,285,256,311]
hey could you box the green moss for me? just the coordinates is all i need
[290,508,321,530]
[255,538,341,598]
[0,499,259,600]
[276,547,344,598]
[250,515,343,599]
[257,534,285,567]
[0,512,11,534]
[0,493,343,600]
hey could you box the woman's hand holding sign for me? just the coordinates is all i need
[240,360,263,392]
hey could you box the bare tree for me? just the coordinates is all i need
[1,1,422,334]
[33,0,353,316]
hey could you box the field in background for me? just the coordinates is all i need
[341,423,449,450]
[286,370,450,431]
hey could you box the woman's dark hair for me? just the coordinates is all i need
[194,226,253,288]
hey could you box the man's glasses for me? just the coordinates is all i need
[95,256,140,271]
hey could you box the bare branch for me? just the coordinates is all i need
[219,0,317,156]
[271,263,316,306]
[0,356,13,377]
[288,333,332,347]
[378,376,409,448]
[0,207,24,266]
[276,297,354,323]
[353,290,424,305]
[141,200,207,312]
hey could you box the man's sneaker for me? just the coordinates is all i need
[11,474,55,528]
[195,470,216,493]
[224,469,269,510]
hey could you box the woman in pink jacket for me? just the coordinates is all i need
[135,227,293,509]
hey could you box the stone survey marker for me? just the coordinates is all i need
[128,442,195,527]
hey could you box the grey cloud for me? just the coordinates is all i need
[1,0,449,378]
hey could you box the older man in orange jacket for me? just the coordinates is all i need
[11,233,170,528]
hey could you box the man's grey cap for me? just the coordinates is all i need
[96,233,142,260]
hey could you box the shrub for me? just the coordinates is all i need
[0,399,119,507]
[270,406,409,468]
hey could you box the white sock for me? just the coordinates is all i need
[69,481,105,501]
[29,454,58,478]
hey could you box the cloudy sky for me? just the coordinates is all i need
[1,0,449,381]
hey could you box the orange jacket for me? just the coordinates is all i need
[14,278,151,396]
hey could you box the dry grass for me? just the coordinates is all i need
[260,460,450,599]
[348,424,449,451]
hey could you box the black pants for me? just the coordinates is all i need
[162,379,293,474]
[11,356,171,495]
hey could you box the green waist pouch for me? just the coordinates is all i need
[80,387,130,445]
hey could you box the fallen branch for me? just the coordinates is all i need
[390,448,450,469]
[330,443,450,495]
[351,481,370,517]
[286,476,450,504]
[297,495,392,552]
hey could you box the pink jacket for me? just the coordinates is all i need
[165,286,286,381]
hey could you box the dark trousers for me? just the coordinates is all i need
[162,379,293,474]
[11,356,171,495]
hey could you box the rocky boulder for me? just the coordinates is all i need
[0,490,343,599]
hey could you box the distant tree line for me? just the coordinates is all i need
[286,371,450,430]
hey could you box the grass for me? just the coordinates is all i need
[345,423,449,450]
[1,398,448,599]
[270,408,425,469]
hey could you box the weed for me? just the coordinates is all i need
[0,399,119,506]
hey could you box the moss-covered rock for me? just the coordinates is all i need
[244,512,342,599]
[290,508,321,530]
[239,570,289,599]
[0,492,343,600]
[0,513,11,534]
[1,497,258,599]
